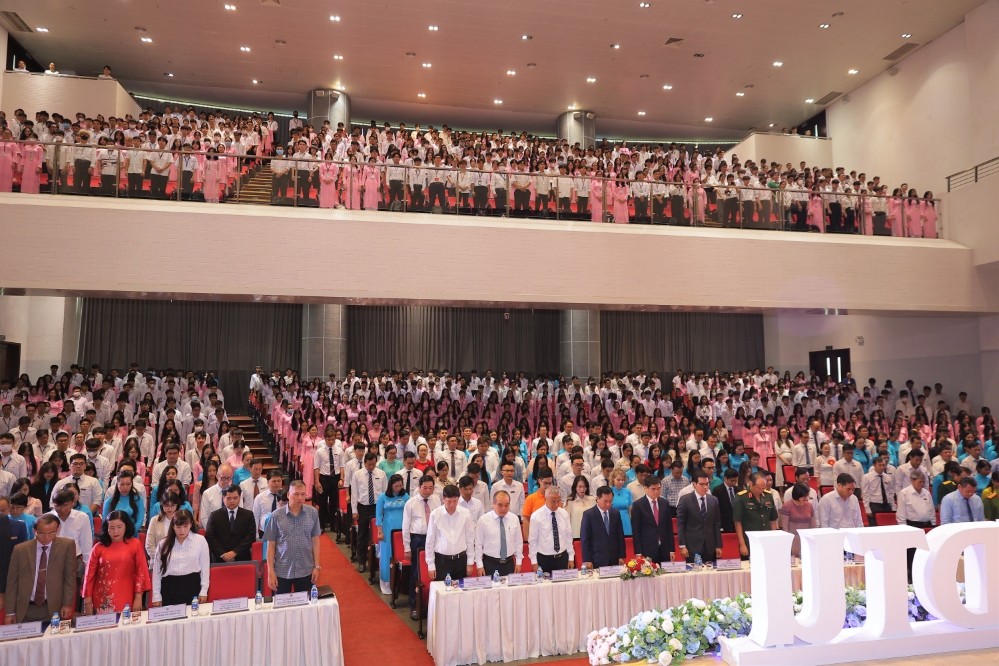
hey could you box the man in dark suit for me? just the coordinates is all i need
[205,485,256,563]
[630,475,675,562]
[712,468,740,532]
[676,470,723,563]
[4,515,77,623]
[580,486,626,568]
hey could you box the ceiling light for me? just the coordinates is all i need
[333,55,344,60]
[732,14,742,18]
[736,92,745,96]
[494,99,503,104]
[507,70,516,75]
[330,15,340,21]
[422,62,432,67]
[522,35,531,40]
[769,123,775,127]
[275,39,286,45]
[902,33,912,39]
[567,105,575,110]
[832,12,844,17]
[704,117,713,122]
[240,46,251,51]
[819,23,829,28]
[693,53,705,57]
[773,61,782,67]
[417,93,426,97]
[141,37,153,42]
[637,111,646,116]
[164,73,173,77]
[428,25,438,30]
[36,27,49,32]
[848,69,859,74]
[611,44,620,49]
[252,79,259,84]
[639,2,650,7]
[586,77,596,83]
[135,26,147,32]
[224,4,236,9]
[662,84,673,90]
[406,52,416,57]
[805,98,815,103]
[639,74,649,78]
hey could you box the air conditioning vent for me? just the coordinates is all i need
[814,91,843,105]
[883,43,920,61]
[260,0,281,5]
[0,11,32,33]
[664,38,684,46]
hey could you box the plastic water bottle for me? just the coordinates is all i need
[579,563,587,578]
[694,554,703,570]
[122,604,131,625]
[445,573,452,590]
[492,570,500,585]
[311,584,319,605]
[536,567,544,583]
[255,590,263,610]
[50,613,61,634]
[191,596,199,616]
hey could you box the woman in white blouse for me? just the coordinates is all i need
[151,509,210,606]
[773,427,795,486]
[145,490,180,560]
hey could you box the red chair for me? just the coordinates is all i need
[415,548,431,639]
[572,538,583,566]
[782,465,797,487]
[368,517,379,585]
[808,477,819,491]
[819,485,833,496]
[624,537,635,561]
[861,509,869,526]
[873,512,897,527]
[206,562,258,602]
[522,541,530,564]
[671,517,678,543]
[721,532,740,560]
[251,541,263,564]
[389,529,410,608]
[337,488,349,542]
[766,457,777,474]
[93,515,102,535]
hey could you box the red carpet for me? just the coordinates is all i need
[318,535,434,666]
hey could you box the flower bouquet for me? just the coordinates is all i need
[587,609,682,664]
[620,555,663,581]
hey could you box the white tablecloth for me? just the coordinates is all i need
[0,599,344,666]
[426,563,866,666]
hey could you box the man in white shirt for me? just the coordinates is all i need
[791,431,817,473]
[151,443,193,485]
[350,453,387,573]
[817,474,864,529]
[558,456,589,502]
[439,435,467,480]
[401,475,440,618]
[199,464,234,527]
[0,432,27,479]
[831,444,864,495]
[49,488,94,569]
[895,470,935,581]
[527,487,574,573]
[491,462,526,517]
[424,485,476,582]
[457,477,484,523]
[861,457,896,516]
[475,490,524,577]
[251,470,285,537]
[554,420,581,451]
[314,429,343,531]
[239,460,267,510]
[51,454,102,514]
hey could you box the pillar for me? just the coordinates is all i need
[301,304,346,380]
[560,310,600,380]
[307,89,350,133]
[556,110,596,149]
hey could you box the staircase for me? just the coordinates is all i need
[228,414,280,473]
[228,164,274,205]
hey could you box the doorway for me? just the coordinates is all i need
[0,342,21,383]
[809,348,851,383]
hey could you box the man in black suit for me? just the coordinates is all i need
[676,470,723,563]
[712,468,740,533]
[580,486,626,569]
[630,475,675,562]
[205,485,256,563]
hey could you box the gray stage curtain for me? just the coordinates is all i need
[600,312,765,373]
[346,306,560,376]
[78,299,302,414]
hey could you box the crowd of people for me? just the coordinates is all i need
[0,101,938,236]
[251,365,995,618]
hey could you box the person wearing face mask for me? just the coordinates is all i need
[0,433,27,480]
[84,439,111,487]
[271,144,291,202]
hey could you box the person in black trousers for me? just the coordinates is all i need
[205,486,256,562]
[712,468,741,532]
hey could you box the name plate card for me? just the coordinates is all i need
[212,597,249,614]
[715,559,743,571]
[661,561,689,573]
[551,569,579,582]
[0,622,43,641]
[75,613,120,631]
[506,573,537,587]
[460,576,493,591]
[272,592,309,609]
[147,604,188,623]
[598,565,625,577]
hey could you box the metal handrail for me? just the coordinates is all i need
[946,155,999,192]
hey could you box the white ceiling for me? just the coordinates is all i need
[2,0,984,135]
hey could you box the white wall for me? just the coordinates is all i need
[764,312,990,410]
[0,295,74,379]
[1,74,141,120]
[965,0,999,165]
[726,134,833,171]
[981,315,999,416]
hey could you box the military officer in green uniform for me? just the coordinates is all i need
[733,472,778,558]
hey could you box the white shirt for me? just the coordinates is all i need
[832,458,864,488]
[402,493,441,552]
[440,448,467,479]
[817,491,864,529]
[424,505,476,566]
[895,485,936,525]
[239,476,268,510]
[314,443,342,476]
[490,480,526,516]
[791,442,817,467]
[48,509,93,562]
[152,458,193,485]
[0,452,27,479]
[861,469,896,511]
[51,474,102,510]
[458,496,484,523]
[527,505,573,563]
[151,532,211,602]
[474,510,524,567]
[198,484,225,526]
[251,488,281,534]
[350,467,388,513]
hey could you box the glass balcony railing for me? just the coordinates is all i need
[0,140,942,238]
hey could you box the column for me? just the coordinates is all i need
[556,110,596,150]
[301,304,346,380]
[560,310,600,379]
[307,89,351,133]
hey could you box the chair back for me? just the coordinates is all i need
[782,465,797,486]
[572,538,582,565]
[391,529,408,564]
[873,511,897,527]
[207,562,258,601]
[417,548,432,607]
[251,540,263,563]
[766,456,777,474]
[339,488,348,513]
[624,536,635,561]
[720,532,740,559]
[808,477,818,491]
[93,515,102,535]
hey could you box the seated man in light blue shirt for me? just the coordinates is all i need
[939,477,986,524]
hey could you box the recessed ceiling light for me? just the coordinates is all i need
[224,4,237,9]
[252,79,259,84]
[902,33,912,39]
[639,2,650,7]
[611,44,620,49]
[494,99,503,104]
[832,12,844,17]
[522,35,532,40]
[586,77,596,83]
[240,46,251,51]
[693,53,705,57]
[507,70,516,75]
[36,27,48,32]
[406,52,416,57]
[526,62,537,67]
[773,61,782,67]
[330,15,340,21]
[428,25,438,30]
[637,111,646,116]
[422,62,432,68]
[662,84,673,90]
[819,23,829,28]
[164,72,173,77]
[704,117,713,122]
[732,14,742,18]
[736,92,745,96]
[141,37,153,42]
[417,93,426,97]
[848,69,859,74]
[805,98,815,103]
[567,105,575,110]
[334,55,344,60]
[769,123,775,127]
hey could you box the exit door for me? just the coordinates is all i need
[809,348,851,383]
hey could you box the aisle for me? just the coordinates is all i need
[317,534,435,666]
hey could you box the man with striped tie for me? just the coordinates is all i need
[403,476,441,619]
[351,453,387,573]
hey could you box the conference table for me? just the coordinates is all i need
[0,598,344,666]
[426,563,867,666]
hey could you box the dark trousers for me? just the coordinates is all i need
[670,195,685,225]
[683,548,717,564]
[829,202,843,231]
[634,196,648,221]
[277,575,313,594]
[473,185,489,208]
[905,520,932,582]
[482,554,516,577]
[433,552,467,582]
[760,199,771,226]
[535,193,550,212]
[559,196,572,213]
[100,174,116,196]
[458,191,471,207]
[408,533,426,609]
[427,182,447,209]
[513,188,529,210]
[651,197,665,223]
[873,212,889,235]
[868,502,893,516]
[74,160,92,193]
[410,185,424,208]
[297,170,312,200]
[161,572,202,606]
[149,174,169,198]
[272,172,289,199]
[723,199,738,226]
[316,473,337,529]
[356,503,376,563]
[127,172,143,196]
[181,170,195,195]
[24,603,51,622]
[388,180,404,204]
[741,200,755,226]
[844,207,856,232]
[494,188,507,210]
[535,551,568,573]
[576,195,588,214]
